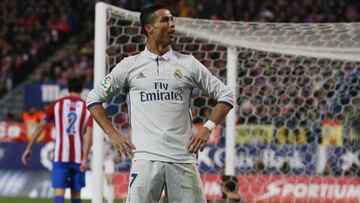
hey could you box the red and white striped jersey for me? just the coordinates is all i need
[45,95,93,164]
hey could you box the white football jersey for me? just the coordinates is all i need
[87,47,234,163]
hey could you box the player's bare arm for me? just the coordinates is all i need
[88,104,135,158]
[80,126,93,172]
[187,103,232,153]
[21,120,47,165]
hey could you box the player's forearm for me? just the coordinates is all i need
[83,127,93,159]
[26,121,47,149]
[88,104,120,138]
[207,103,232,125]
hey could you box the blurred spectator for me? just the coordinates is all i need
[321,113,342,145]
[349,113,360,145]
[120,0,359,22]
[276,128,307,144]
[210,175,243,203]
[253,159,267,174]
[5,108,18,122]
[1,0,359,149]
[0,0,93,97]
[22,106,46,141]
[1,0,357,95]
[344,163,360,176]
[322,162,333,176]
[34,44,94,85]
[279,162,291,175]
[179,0,197,18]
[22,106,45,123]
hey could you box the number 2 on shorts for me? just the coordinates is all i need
[130,173,138,187]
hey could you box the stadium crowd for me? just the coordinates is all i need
[1,0,359,97]
[1,0,359,146]
[0,1,359,201]
[0,0,93,96]
[34,41,94,85]
[124,0,359,22]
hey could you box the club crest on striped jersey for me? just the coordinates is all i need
[173,69,183,79]
[101,75,112,90]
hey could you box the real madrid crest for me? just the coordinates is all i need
[173,68,183,79]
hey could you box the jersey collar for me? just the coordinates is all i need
[144,46,173,61]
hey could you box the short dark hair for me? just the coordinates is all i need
[67,76,84,93]
[140,3,167,36]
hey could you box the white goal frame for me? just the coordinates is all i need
[93,2,237,202]
[93,2,107,203]
[93,2,360,203]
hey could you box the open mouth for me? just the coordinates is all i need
[168,30,175,37]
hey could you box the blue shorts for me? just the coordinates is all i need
[52,162,85,191]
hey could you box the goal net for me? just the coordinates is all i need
[93,2,360,203]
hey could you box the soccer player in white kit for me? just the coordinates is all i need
[87,3,234,203]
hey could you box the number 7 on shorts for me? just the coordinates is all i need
[129,173,138,188]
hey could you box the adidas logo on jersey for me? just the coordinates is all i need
[136,72,145,79]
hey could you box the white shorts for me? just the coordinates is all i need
[125,160,206,203]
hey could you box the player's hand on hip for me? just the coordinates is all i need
[109,133,136,158]
[21,148,32,165]
[187,127,211,154]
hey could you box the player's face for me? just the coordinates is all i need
[150,9,175,45]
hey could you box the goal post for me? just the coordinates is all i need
[92,2,107,203]
[93,2,360,203]
[225,46,237,176]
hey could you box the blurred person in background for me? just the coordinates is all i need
[22,106,45,123]
[211,175,243,203]
[21,76,93,203]
[22,106,46,141]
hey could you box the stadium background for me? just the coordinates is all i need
[0,0,359,202]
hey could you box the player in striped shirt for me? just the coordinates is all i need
[22,77,93,203]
